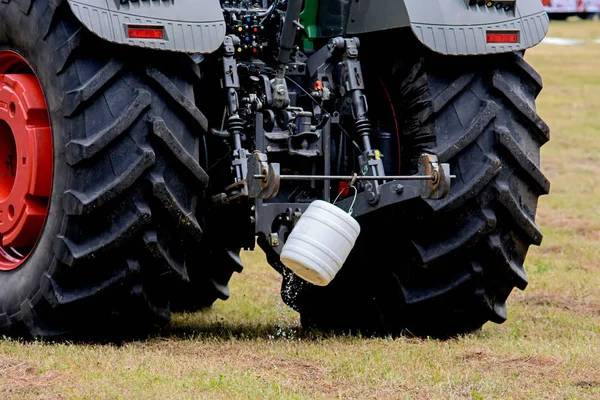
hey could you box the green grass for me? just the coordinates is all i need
[3,20,600,399]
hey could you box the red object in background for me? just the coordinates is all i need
[486,32,519,43]
[338,182,350,197]
[542,0,600,12]
[128,27,164,39]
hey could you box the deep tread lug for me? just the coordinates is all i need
[143,231,189,281]
[487,234,528,290]
[40,0,64,40]
[431,72,476,114]
[513,54,543,95]
[146,66,208,132]
[170,248,244,311]
[63,146,155,215]
[493,182,543,245]
[53,27,83,75]
[64,59,124,116]
[437,100,498,161]
[19,0,33,14]
[130,284,170,324]
[210,278,230,300]
[412,208,497,265]
[150,117,209,186]
[401,269,473,305]
[65,89,151,165]
[496,127,550,195]
[43,260,140,306]
[149,174,203,241]
[492,72,550,144]
[19,300,67,339]
[226,249,244,273]
[55,202,152,266]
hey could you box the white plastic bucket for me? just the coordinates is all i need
[280,200,361,286]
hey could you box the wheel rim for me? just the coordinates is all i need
[0,51,52,271]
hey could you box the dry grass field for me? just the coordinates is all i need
[1,20,600,399]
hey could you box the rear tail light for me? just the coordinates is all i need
[486,32,519,43]
[127,27,164,39]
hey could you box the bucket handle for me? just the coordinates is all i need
[333,173,358,216]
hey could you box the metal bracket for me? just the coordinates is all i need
[419,154,451,200]
[247,152,281,200]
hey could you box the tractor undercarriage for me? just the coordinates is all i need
[207,2,453,263]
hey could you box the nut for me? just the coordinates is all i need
[392,184,404,194]
[269,233,280,247]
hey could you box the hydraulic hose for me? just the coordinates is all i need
[277,0,303,65]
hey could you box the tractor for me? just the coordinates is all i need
[0,0,550,338]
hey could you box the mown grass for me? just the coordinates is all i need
[2,20,600,399]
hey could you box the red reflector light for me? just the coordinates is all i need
[128,27,164,39]
[338,182,350,197]
[486,32,519,43]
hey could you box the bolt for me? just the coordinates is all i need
[367,191,376,202]
[365,182,373,191]
[266,145,272,152]
[269,233,280,247]
[277,87,285,94]
[249,216,256,224]
[392,184,404,194]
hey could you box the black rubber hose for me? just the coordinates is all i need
[277,0,303,65]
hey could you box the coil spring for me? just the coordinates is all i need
[355,117,372,137]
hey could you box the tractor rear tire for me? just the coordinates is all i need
[281,42,549,337]
[0,0,209,338]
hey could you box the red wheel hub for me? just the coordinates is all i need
[0,51,52,271]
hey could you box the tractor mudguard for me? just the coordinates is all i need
[66,0,226,54]
[345,0,549,55]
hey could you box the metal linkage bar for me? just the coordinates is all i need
[253,174,455,181]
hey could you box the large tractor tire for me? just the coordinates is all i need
[0,0,211,338]
[281,40,549,337]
